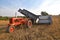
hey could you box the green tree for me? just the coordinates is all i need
[0,16,2,18]
[41,11,49,16]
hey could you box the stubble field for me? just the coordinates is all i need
[0,16,60,40]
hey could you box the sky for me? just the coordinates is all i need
[0,0,60,16]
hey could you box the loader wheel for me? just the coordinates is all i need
[6,26,15,33]
[27,20,32,28]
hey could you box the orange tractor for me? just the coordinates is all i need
[6,18,32,33]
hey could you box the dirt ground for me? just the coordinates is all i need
[0,16,60,40]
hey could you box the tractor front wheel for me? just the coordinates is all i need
[6,26,15,33]
[27,20,32,28]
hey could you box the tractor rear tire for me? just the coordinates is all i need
[6,26,15,33]
[27,20,32,28]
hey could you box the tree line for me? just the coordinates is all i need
[0,11,60,20]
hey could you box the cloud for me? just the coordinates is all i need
[40,0,60,15]
[0,0,60,17]
[0,7,14,16]
[0,7,22,17]
[0,0,43,16]
[29,0,60,15]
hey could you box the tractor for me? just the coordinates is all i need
[6,18,32,33]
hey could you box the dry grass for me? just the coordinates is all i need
[0,16,60,40]
[0,20,9,26]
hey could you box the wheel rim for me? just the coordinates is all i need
[10,27,14,32]
[28,21,32,27]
